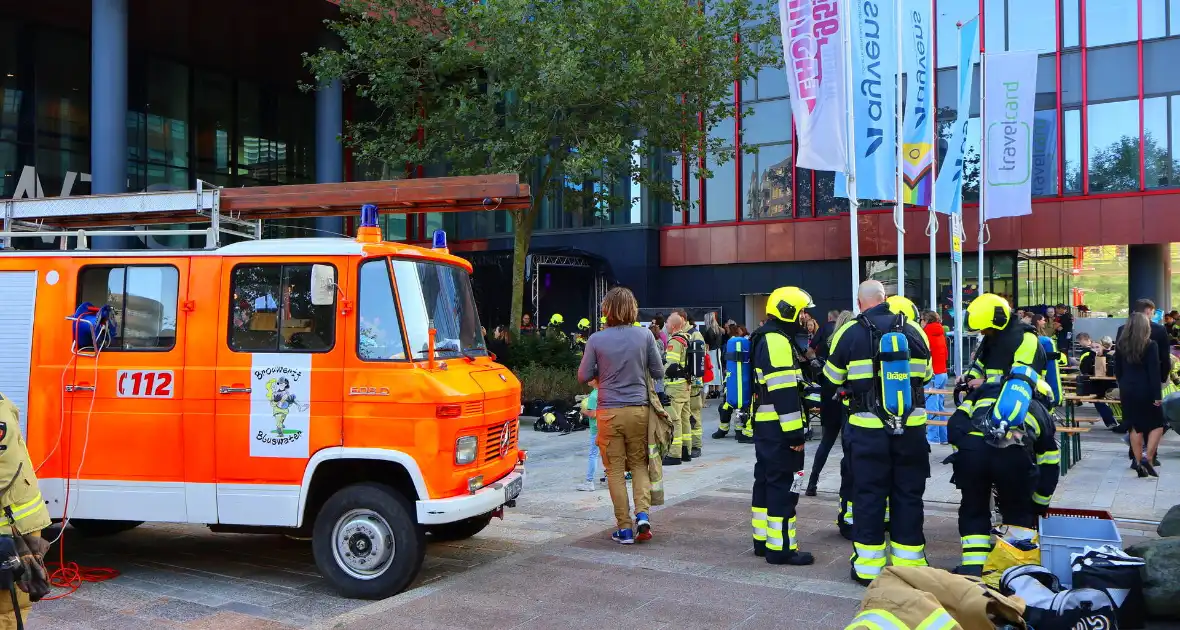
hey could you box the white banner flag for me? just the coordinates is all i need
[779,0,848,172]
[983,50,1039,219]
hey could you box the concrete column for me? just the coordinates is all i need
[1127,243,1172,312]
[90,0,134,249]
[314,33,346,237]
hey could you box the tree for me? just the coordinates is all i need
[305,0,779,334]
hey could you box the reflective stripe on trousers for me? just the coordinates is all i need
[751,507,768,542]
[960,534,991,567]
[888,541,928,567]
[852,542,886,580]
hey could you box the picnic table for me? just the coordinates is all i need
[1057,394,1100,474]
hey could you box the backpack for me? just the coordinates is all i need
[1001,564,1121,630]
[685,331,706,380]
[860,313,915,430]
[1039,335,1064,408]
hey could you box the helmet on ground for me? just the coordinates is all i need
[765,286,814,323]
[577,318,590,331]
[886,295,920,321]
[549,313,564,326]
[965,293,1012,332]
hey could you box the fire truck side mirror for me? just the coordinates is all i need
[311,265,336,306]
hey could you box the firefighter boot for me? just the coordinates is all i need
[711,428,729,439]
[767,550,815,566]
[681,445,693,462]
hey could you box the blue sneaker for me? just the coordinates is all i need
[612,528,635,544]
[635,512,652,541]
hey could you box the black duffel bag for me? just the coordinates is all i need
[1002,564,1120,630]
[1071,545,1146,629]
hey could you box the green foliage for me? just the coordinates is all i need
[513,362,586,404]
[306,0,782,335]
[498,332,581,372]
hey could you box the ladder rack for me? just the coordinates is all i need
[0,180,260,251]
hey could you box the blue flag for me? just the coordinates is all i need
[933,17,979,215]
[836,0,898,202]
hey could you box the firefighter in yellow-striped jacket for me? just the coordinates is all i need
[662,313,693,466]
[749,286,815,566]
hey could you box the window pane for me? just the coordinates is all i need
[1061,52,1082,107]
[279,265,336,352]
[705,153,736,222]
[1087,100,1140,193]
[1144,38,1180,95]
[937,0,978,69]
[124,266,180,349]
[1145,96,1170,188]
[1032,109,1060,196]
[77,266,178,351]
[815,171,849,216]
[36,29,89,155]
[1086,45,1138,103]
[194,71,234,175]
[755,37,789,100]
[796,167,814,217]
[662,153,684,225]
[709,107,735,147]
[742,98,791,145]
[1144,0,1167,39]
[77,267,125,348]
[744,144,793,219]
[1086,1,1139,47]
[1063,0,1080,47]
[1064,109,1082,192]
[984,0,1006,52]
[1172,0,1180,35]
[358,259,407,360]
[229,265,336,353]
[230,266,282,352]
[1172,97,1180,187]
[392,260,485,360]
[143,59,189,169]
[1006,0,1056,52]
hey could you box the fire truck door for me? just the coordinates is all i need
[66,261,190,522]
[214,258,345,527]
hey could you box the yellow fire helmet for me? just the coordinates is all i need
[549,313,564,326]
[965,293,1012,332]
[577,318,591,331]
[766,286,814,323]
[599,316,607,324]
[886,295,920,321]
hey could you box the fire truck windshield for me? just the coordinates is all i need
[391,259,487,360]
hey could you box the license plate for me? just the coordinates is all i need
[505,476,523,502]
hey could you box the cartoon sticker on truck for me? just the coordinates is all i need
[251,357,312,457]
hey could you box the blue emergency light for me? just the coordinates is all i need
[360,204,380,228]
[432,229,447,250]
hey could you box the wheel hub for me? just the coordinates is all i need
[332,509,395,580]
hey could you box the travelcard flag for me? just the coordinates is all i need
[934,16,979,215]
[901,0,933,205]
[983,50,1039,217]
[836,0,899,201]
[780,0,848,172]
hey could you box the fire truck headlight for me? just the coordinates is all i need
[455,436,478,465]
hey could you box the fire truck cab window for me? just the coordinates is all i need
[77,265,180,351]
[229,263,337,353]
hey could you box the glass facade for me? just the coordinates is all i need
[663,0,1180,227]
[0,16,318,221]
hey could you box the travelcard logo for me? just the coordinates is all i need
[987,81,1033,187]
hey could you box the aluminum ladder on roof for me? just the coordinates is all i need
[0,180,263,251]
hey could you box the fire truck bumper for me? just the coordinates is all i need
[415,464,525,525]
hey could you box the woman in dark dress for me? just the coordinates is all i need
[1116,312,1165,477]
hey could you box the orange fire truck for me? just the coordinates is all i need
[0,176,528,598]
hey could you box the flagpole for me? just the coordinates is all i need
[952,22,966,379]
[978,48,987,296]
[895,0,905,299]
[928,0,938,314]
[845,0,861,313]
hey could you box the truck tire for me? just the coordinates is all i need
[68,519,143,537]
[312,482,425,600]
[427,513,493,541]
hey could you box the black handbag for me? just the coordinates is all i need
[1001,564,1120,630]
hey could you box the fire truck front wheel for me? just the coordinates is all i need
[427,512,494,541]
[313,483,426,600]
